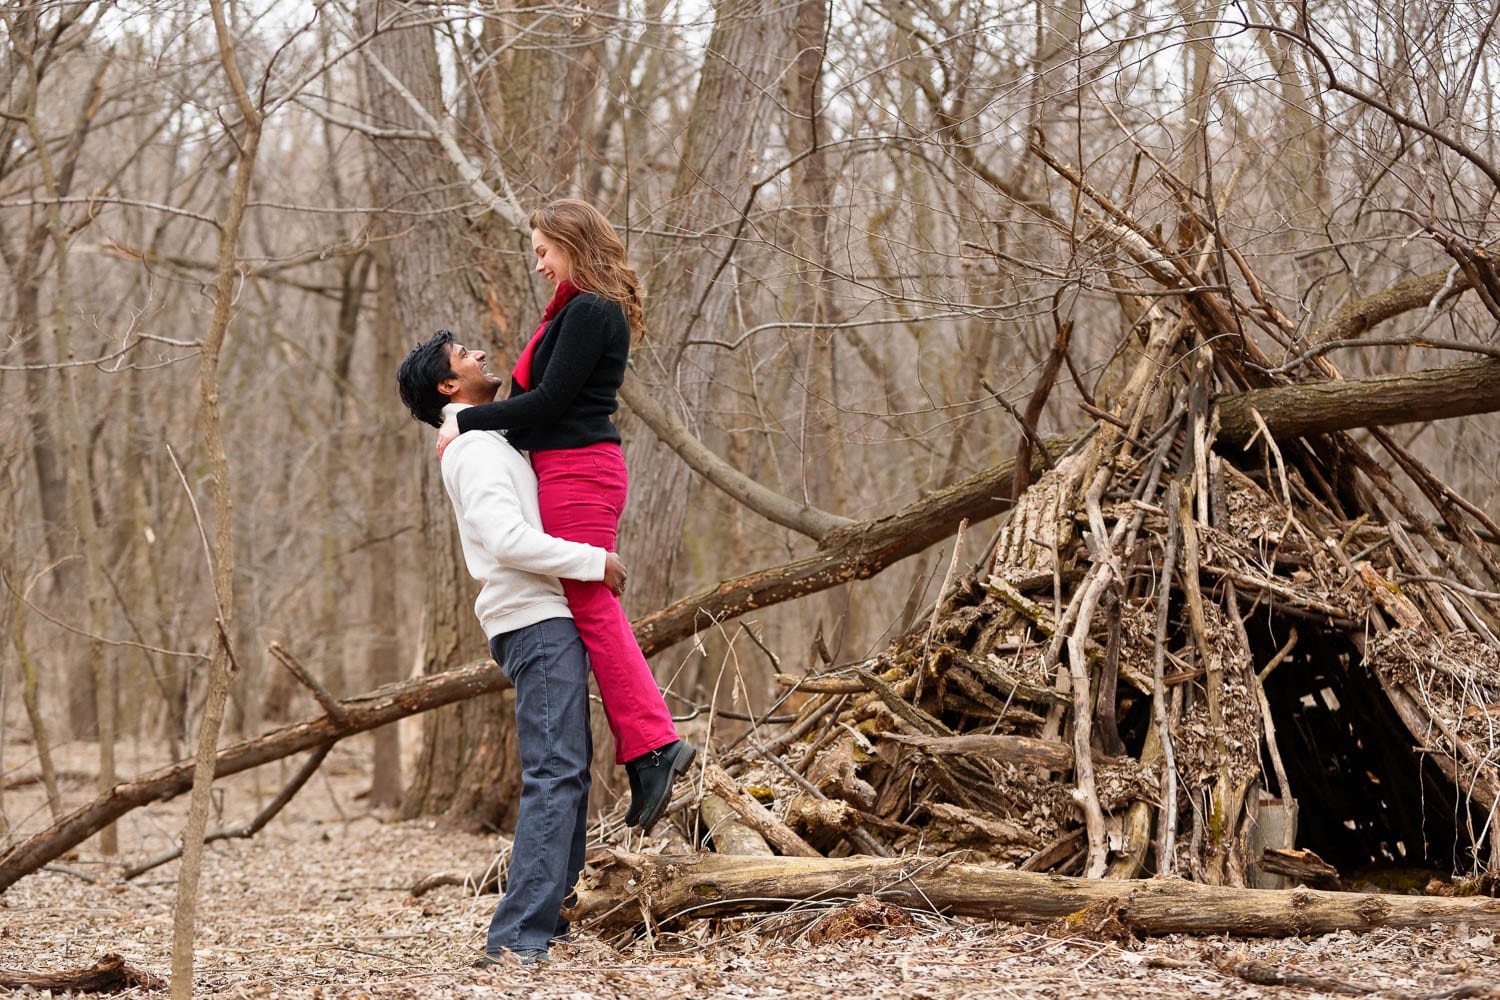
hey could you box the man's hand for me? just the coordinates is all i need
[603,552,628,597]
[435,412,460,459]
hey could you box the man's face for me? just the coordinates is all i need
[438,342,503,406]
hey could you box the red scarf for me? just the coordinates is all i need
[512,280,581,391]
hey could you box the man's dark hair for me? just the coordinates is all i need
[396,329,456,427]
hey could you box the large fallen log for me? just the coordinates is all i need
[565,851,1500,938]
[0,660,507,893]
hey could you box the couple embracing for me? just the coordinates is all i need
[396,199,697,966]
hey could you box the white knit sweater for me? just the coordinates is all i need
[439,403,606,638]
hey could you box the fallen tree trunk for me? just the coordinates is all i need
[1307,267,1473,345]
[0,660,507,893]
[566,851,1500,937]
[1216,358,1500,447]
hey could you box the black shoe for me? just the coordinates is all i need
[629,740,698,834]
[623,760,643,827]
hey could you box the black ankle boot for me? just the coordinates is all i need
[629,740,698,834]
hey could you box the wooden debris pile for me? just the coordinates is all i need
[633,271,1500,899]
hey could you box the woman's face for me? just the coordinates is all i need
[531,229,574,287]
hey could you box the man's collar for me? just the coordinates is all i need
[441,401,472,420]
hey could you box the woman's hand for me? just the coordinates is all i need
[435,413,460,459]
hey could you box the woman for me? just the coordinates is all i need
[436,199,694,834]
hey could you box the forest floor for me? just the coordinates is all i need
[2,738,1499,999]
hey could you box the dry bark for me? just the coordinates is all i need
[1260,848,1342,887]
[567,851,1500,937]
[1308,268,1474,344]
[881,733,1074,769]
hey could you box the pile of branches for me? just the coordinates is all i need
[584,160,1500,931]
[671,404,1500,881]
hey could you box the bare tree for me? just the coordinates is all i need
[170,0,264,993]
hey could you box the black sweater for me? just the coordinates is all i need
[455,291,627,452]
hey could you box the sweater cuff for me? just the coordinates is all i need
[583,546,608,582]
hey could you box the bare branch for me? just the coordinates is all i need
[359,46,525,229]
[619,377,851,540]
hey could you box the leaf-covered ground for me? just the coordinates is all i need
[3,739,1499,998]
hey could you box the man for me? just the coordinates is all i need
[396,329,624,965]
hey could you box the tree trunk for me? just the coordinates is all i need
[470,0,627,811]
[622,0,800,613]
[20,41,116,851]
[356,0,515,830]
[0,61,89,738]
[365,243,403,809]
[171,5,258,991]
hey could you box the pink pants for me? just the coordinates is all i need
[531,441,680,763]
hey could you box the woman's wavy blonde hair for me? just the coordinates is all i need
[530,199,644,337]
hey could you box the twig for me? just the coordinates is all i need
[268,642,349,723]
[1219,959,1369,996]
[1255,625,1300,684]
[1154,482,1182,873]
[1399,575,1500,602]
[1262,336,1500,375]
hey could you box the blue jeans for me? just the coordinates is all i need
[485,618,592,959]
